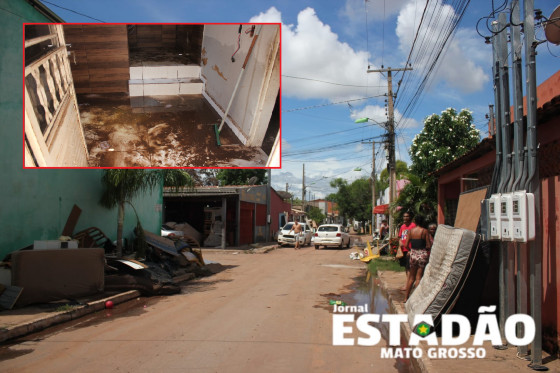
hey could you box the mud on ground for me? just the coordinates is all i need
[78,93,267,167]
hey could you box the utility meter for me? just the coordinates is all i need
[512,191,536,242]
[488,194,502,240]
[500,193,514,241]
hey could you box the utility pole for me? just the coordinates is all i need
[368,66,412,238]
[302,164,306,218]
[362,140,377,235]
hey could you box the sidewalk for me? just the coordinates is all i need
[377,270,560,373]
[0,243,279,344]
[0,290,141,343]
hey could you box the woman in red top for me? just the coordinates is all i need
[403,214,431,302]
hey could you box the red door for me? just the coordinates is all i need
[240,202,254,245]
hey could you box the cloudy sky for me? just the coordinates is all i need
[38,0,559,199]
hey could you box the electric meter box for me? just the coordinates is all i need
[487,194,502,240]
[500,193,514,241]
[512,191,536,242]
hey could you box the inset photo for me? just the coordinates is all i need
[24,23,280,168]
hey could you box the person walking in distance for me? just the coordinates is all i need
[289,220,303,249]
[399,212,416,290]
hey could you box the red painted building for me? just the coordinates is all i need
[270,189,292,239]
[433,70,560,353]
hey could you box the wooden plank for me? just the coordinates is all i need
[0,286,24,310]
[85,53,129,62]
[24,91,49,166]
[24,46,65,76]
[90,84,128,93]
[24,140,37,167]
[62,204,82,236]
[86,60,129,69]
[25,33,57,48]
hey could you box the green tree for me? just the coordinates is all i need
[100,170,194,257]
[409,108,479,176]
[396,108,479,225]
[216,169,267,185]
[307,206,326,225]
[329,178,371,222]
[377,160,408,199]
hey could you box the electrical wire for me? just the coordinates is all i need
[282,75,384,88]
[283,95,385,113]
[40,0,106,22]
[365,0,370,66]
[393,0,472,131]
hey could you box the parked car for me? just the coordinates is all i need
[161,224,184,237]
[314,224,351,249]
[277,222,312,247]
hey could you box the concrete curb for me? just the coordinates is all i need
[376,271,433,373]
[0,290,140,343]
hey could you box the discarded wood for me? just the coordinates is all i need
[0,286,23,310]
[61,204,82,236]
[73,227,114,252]
[143,230,179,257]
[117,259,148,270]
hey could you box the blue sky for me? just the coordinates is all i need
[40,0,559,199]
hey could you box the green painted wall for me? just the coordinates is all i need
[0,1,162,258]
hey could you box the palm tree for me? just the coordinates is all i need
[99,170,194,257]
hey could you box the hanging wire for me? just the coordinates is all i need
[41,0,106,22]
[365,0,370,66]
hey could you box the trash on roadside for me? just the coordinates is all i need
[329,300,347,306]
[349,252,363,260]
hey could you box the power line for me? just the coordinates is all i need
[283,95,385,113]
[282,75,382,88]
[41,0,106,22]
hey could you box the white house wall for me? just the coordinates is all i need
[201,24,280,146]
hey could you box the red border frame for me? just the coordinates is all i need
[22,22,282,170]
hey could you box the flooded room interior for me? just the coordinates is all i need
[23,23,280,167]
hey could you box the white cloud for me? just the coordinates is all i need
[272,156,373,199]
[351,104,420,129]
[251,7,385,101]
[281,138,292,151]
[395,0,489,93]
[342,0,409,21]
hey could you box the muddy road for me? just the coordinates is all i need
[0,246,403,373]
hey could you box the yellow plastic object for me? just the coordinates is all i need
[360,254,380,263]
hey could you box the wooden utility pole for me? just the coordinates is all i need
[302,164,306,216]
[362,140,377,235]
[367,66,412,238]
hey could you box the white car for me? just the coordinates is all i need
[314,224,351,249]
[277,222,312,247]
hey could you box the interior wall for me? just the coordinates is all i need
[201,24,280,145]
[128,24,203,64]
[63,25,129,94]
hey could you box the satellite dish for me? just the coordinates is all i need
[544,5,560,45]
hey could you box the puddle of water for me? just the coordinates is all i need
[321,271,414,373]
[78,93,267,167]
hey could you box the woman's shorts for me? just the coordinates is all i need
[409,248,429,269]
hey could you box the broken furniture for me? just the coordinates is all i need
[73,227,117,254]
[11,248,105,307]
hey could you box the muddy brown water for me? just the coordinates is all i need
[318,272,413,373]
[78,93,267,167]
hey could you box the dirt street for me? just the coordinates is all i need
[0,246,403,373]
